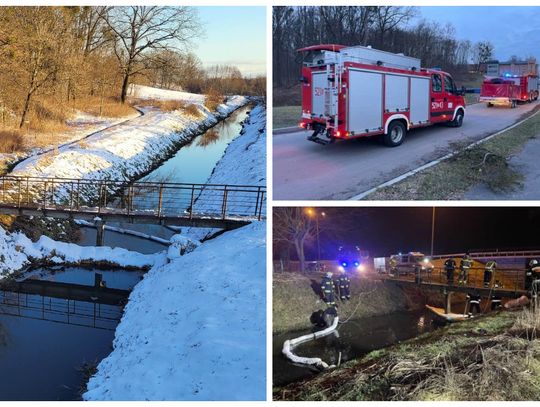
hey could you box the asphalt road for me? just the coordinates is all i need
[273,101,539,200]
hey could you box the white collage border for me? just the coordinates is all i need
[2,1,540,406]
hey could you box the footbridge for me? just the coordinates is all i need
[0,175,266,230]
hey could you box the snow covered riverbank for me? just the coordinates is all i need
[183,103,267,241]
[83,103,267,400]
[84,221,266,401]
[0,227,155,277]
[9,88,248,201]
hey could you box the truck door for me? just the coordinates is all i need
[443,74,460,116]
[430,73,447,123]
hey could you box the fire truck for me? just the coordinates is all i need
[479,74,539,108]
[298,44,466,146]
[337,245,366,272]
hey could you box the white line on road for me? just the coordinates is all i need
[349,108,540,200]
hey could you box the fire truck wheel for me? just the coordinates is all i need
[450,111,464,127]
[487,103,493,108]
[383,121,406,147]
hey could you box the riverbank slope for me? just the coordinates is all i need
[275,309,540,401]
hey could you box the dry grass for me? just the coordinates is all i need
[131,98,186,112]
[276,310,540,401]
[184,103,202,117]
[72,96,137,117]
[0,130,23,153]
[205,89,224,112]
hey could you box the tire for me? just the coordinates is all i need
[450,110,464,127]
[383,120,406,147]
[487,103,493,108]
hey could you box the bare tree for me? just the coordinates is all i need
[373,6,417,46]
[473,41,494,72]
[102,6,201,103]
[273,207,315,272]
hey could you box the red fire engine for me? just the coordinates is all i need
[298,44,466,146]
[479,74,539,108]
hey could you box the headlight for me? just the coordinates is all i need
[423,258,429,263]
[358,264,365,272]
[338,266,344,272]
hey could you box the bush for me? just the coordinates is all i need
[184,103,201,117]
[0,129,23,153]
[204,89,224,112]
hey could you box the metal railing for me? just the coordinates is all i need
[0,175,266,225]
[0,290,122,330]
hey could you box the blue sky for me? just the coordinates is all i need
[193,6,266,77]
[416,7,540,63]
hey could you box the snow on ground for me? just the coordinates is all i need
[84,221,266,401]
[184,103,267,241]
[0,226,155,277]
[10,88,248,201]
[128,84,205,104]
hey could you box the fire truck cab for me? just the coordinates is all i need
[298,44,466,146]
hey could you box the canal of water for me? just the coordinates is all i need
[273,309,443,387]
[77,104,252,253]
[0,267,144,400]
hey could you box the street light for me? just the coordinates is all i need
[305,208,325,262]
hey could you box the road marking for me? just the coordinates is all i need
[349,108,540,200]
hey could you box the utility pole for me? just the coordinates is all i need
[430,207,436,256]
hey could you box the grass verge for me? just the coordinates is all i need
[273,105,301,129]
[367,106,540,200]
[275,309,540,401]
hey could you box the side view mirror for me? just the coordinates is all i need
[456,86,466,96]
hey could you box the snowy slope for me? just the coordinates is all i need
[184,103,267,241]
[128,84,205,104]
[84,221,266,401]
[0,226,155,277]
[10,92,248,201]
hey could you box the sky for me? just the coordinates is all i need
[193,6,266,77]
[416,6,540,63]
[275,207,540,260]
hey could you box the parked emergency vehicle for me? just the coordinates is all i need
[337,245,365,272]
[298,44,466,146]
[388,252,433,275]
[479,74,539,108]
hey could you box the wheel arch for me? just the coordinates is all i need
[384,114,410,134]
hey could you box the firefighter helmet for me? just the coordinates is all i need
[530,259,539,267]
[326,272,333,278]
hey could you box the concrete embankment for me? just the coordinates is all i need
[273,272,446,334]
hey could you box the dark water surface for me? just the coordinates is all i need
[0,267,143,400]
[273,309,441,386]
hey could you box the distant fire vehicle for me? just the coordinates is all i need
[479,74,539,108]
[389,252,433,276]
[298,44,466,146]
[337,245,365,272]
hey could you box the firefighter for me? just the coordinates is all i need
[310,307,338,328]
[389,256,398,276]
[466,290,481,316]
[444,257,456,285]
[338,269,351,301]
[483,260,497,288]
[320,271,337,308]
[526,259,540,305]
[459,252,473,285]
[491,281,503,310]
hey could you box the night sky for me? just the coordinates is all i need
[274,207,540,260]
